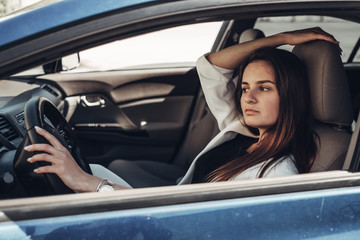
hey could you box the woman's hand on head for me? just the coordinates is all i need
[206,27,341,70]
[280,27,339,46]
[25,126,100,192]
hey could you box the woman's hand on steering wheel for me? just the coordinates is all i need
[25,126,100,192]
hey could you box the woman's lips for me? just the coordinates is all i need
[244,109,259,115]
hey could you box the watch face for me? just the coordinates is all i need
[99,184,114,192]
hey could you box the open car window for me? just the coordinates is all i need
[16,21,223,76]
[70,21,223,72]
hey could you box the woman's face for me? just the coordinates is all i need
[240,60,280,137]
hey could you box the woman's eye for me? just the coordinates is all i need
[242,88,249,93]
[260,86,270,91]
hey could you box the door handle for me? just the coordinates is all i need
[80,96,105,107]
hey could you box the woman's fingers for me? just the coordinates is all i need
[27,153,54,163]
[23,127,96,191]
[26,146,67,174]
[308,27,342,53]
[24,127,69,173]
[315,32,338,44]
[27,151,66,164]
[34,126,64,150]
[24,143,58,155]
[284,27,340,46]
[33,165,56,174]
[304,27,335,39]
[24,126,67,155]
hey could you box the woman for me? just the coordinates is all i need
[191,47,314,183]
[25,27,340,191]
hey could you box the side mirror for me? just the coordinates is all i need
[42,53,80,74]
[62,53,80,71]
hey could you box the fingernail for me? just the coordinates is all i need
[24,146,31,151]
[27,157,32,162]
[35,126,43,131]
[33,169,38,173]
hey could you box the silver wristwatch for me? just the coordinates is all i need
[96,179,115,192]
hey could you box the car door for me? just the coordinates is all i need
[40,22,224,166]
[3,171,360,239]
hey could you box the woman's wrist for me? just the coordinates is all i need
[73,173,102,192]
[71,173,130,192]
[275,32,291,45]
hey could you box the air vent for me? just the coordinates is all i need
[0,116,18,141]
[42,85,59,97]
[14,112,24,124]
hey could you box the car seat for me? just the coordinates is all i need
[107,29,266,188]
[239,28,265,43]
[292,40,353,172]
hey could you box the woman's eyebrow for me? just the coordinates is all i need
[241,80,275,85]
[257,80,276,85]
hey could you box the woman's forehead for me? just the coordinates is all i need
[242,60,275,83]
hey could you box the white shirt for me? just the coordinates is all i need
[232,156,298,181]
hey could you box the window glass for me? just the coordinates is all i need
[254,16,360,62]
[15,21,222,76]
[66,21,222,73]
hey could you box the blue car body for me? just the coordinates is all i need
[0,0,155,47]
[1,0,360,239]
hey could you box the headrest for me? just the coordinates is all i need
[292,40,353,127]
[239,29,265,43]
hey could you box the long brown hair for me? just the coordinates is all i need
[208,47,318,181]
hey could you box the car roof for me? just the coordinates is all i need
[3,0,358,48]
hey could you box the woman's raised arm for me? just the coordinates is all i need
[207,27,339,70]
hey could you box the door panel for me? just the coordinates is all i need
[54,67,199,165]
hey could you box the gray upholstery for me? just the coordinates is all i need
[107,160,187,188]
[292,40,353,172]
[293,41,353,126]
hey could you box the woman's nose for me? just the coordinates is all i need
[244,89,257,103]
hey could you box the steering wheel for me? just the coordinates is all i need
[14,96,92,196]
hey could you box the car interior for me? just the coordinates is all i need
[106,27,356,188]
[1,12,360,198]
